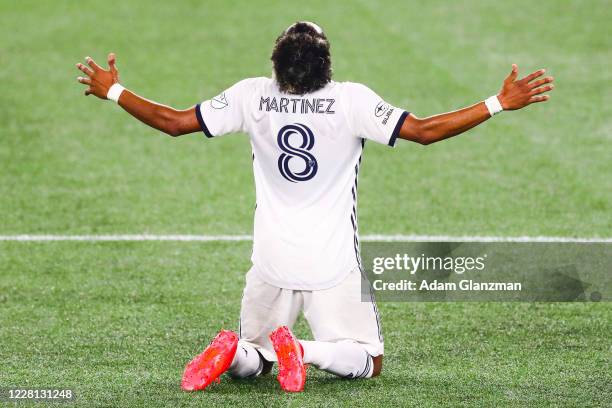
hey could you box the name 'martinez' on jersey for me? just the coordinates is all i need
[259,96,335,114]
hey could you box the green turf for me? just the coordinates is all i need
[0,0,611,406]
[0,242,610,407]
[0,0,610,236]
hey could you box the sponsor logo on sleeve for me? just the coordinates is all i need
[211,92,229,109]
[375,100,394,125]
[375,101,389,117]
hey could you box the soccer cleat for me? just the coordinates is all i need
[181,329,238,391]
[269,326,306,392]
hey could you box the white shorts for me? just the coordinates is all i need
[238,266,384,361]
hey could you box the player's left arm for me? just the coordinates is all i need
[398,64,554,145]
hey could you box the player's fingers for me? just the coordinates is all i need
[85,56,103,72]
[529,76,554,89]
[522,69,546,84]
[76,63,94,76]
[531,85,554,95]
[77,76,92,85]
[505,63,519,83]
[107,52,118,72]
[529,95,550,103]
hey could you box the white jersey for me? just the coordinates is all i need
[196,78,408,290]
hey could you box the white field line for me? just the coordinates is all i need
[0,234,610,243]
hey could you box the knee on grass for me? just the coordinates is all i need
[371,355,383,377]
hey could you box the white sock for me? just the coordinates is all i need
[301,340,374,379]
[227,341,264,378]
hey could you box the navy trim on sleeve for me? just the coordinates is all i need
[388,111,409,147]
[195,103,214,138]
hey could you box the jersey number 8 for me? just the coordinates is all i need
[277,123,318,183]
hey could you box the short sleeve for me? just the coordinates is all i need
[195,79,254,138]
[345,83,409,147]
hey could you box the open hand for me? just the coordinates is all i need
[498,64,554,110]
[76,53,120,99]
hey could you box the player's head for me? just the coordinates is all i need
[271,21,332,95]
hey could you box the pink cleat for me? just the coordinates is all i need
[181,330,238,391]
[269,326,306,392]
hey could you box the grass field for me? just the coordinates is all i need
[0,0,610,406]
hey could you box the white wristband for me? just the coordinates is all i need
[484,95,503,116]
[107,83,125,103]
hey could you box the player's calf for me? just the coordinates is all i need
[270,326,380,393]
[301,339,378,379]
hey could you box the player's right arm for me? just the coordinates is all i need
[75,53,200,137]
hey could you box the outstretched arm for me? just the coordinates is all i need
[399,64,554,145]
[75,53,200,137]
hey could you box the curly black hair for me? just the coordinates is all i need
[271,22,332,95]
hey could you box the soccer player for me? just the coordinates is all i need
[75,22,554,392]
